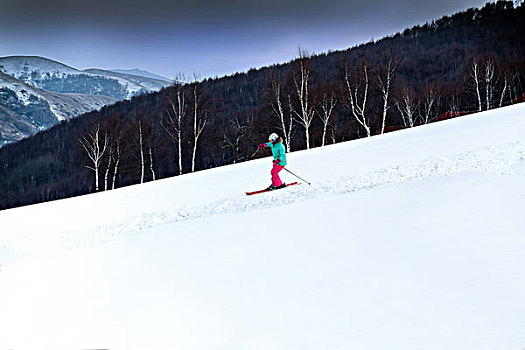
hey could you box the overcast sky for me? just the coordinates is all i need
[0,0,490,80]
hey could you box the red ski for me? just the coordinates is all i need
[246,182,299,196]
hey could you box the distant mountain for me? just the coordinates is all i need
[109,68,172,83]
[83,68,171,95]
[0,56,171,100]
[0,70,116,145]
[0,56,172,145]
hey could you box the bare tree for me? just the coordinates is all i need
[471,56,499,111]
[509,70,523,103]
[104,143,113,191]
[190,75,208,172]
[471,60,483,112]
[330,128,337,145]
[145,117,162,182]
[101,118,119,191]
[269,78,294,152]
[498,72,510,107]
[105,115,130,190]
[126,114,159,185]
[111,137,122,190]
[497,68,522,107]
[378,56,397,134]
[148,146,156,181]
[344,63,371,137]
[287,94,296,148]
[397,87,419,128]
[484,58,495,110]
[79,123,108,191]
[292,48,315,149]
[138,120,145,183]
[317,91,337,146]
[162,77,187,175]
[449,92,461,117]
[221,114,254,163]
[422,84,438,124]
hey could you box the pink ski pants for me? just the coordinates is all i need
[271,163,284,187]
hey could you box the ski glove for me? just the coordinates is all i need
[273,158,281,165]
[258,143,267,150]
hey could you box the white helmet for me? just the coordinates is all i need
[268,133,279,142]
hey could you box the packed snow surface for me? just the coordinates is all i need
[1,104,525,350]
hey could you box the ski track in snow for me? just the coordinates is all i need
[2,140,525,266]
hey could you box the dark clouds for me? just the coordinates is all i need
[0,0,490,79]
[2,0,348,23]
[2,0,352,15]
[0,0,488,25]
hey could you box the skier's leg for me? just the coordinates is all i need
[271,163,284,187]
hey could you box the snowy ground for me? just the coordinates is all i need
[1,103,525,350]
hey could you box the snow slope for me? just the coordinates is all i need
[1,103,525,350]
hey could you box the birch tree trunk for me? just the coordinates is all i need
[344,64,370,137]
[499,75,509,107]
[484,58,495,110]
[112,141,121,190]
[422,86,437,124]
[177,102,183,175]
[138,120,145,184]
[292,57,315,149]
[397,89,419,128]
[191,83,208,172]
[472,61,483,112]
[162,83,186,175]
[449,93,461,117]
[318,92,337,146]
[378,57,396,134]
[286,94,294,151]
[270,80,293,152]
[78,123,108,192]
[149,146,156,181]
[104,145,112,191]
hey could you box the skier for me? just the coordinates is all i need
[257,132,287,190]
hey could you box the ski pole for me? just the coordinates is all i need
[250,148,260,159]
[282,166,311,185]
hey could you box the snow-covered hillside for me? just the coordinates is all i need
[0,56,170,99]
[83,68,171,96]
[0,71,116,144]
[1,104,525,350]
[0,56,172,146]
[0,56,80,78]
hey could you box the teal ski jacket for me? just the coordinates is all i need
[265,138,287,166]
